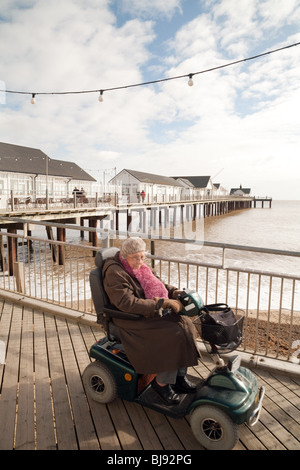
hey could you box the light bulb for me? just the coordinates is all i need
[188,74,194,86]
[31,93,36,104]
[98,90,103,102]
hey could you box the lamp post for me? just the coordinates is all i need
[46,156,49,209]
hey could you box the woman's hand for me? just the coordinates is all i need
[164,299,183,313]
[172,289,183,299]
[154,297,183,313]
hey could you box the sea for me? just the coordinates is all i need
[203,200,300,253]
[151,200,300,277]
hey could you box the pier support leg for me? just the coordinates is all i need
[7,228,17,276]
[46,225,57,262]
[89,219,98,251]
[57,227,66,265]
[0,235,7,272]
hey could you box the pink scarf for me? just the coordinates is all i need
[119,254,169,299]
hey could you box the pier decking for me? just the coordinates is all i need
[0,298,299,451]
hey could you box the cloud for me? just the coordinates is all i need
[118,0,183,19]
[0,0,158,161]
[0,0,300,200]
[0,0,155,91]
[258,0,300,29]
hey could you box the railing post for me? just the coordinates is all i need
[11,190,14,211]
[150,240,155,268]
[222,248,226,268]
[102,233,110,248]
[13,261,25,293]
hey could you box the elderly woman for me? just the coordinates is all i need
[102,237,200,405]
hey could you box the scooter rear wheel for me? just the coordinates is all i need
[190,405,239,450]
[83,361,117,403]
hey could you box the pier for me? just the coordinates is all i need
[0,196,254,269]
[0,195,269,273]
[0,195,254,232]
[252,197,272,208]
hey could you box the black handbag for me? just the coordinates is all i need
[200,303,243,346]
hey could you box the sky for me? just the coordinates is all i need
[0,0,300,199]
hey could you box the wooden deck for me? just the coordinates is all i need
[0,298,299,451]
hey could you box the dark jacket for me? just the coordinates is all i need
[102,253,200,374]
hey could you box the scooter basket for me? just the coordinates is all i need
[193,306,244,354]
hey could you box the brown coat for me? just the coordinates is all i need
[102,253,200,374]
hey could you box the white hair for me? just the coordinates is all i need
[120,237,146,259]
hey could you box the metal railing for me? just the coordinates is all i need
[0,189,256,212]
[148,239,300,363]
[0,228,299,364]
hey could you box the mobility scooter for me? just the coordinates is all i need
[82,247,264,450]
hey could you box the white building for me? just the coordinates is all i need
[109,169,186,203]
[110,170,230,203]
[0,142,96,208]
[230,185,251,196]
[213,183,228,197]
[172,176,221,199]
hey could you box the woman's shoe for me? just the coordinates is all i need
[174,375,197,393]
[152,381,180,404]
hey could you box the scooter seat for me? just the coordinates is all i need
[107,321,122,343]
[90,247,142,341]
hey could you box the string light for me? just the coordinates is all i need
[1,41,299,103]
[188,74,194,86]
[98,90,104,102]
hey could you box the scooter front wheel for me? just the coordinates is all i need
[190,405,239,450]
[82,361,117,403]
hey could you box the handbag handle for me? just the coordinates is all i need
[202,303,230,312]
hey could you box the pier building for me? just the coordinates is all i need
[0,142,96,209]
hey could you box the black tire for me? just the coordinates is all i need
[82,361,117,403]
[190,405,240,450]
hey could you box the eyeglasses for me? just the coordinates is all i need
[127,253,146,262]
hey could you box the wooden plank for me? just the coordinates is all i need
[144,407,184,450]
[34,310,57,450]
[167,415,204,450]
[0,303,23,449]
[44,314,79,450]
[244,421,285,450]
[233,439,247,450]
[259,369,300,408]
[237,421,267,450]
[68,322,121,450]
[55,317,99,450]
[259,404,299,450]
[123,401,164,450]
[14,307,35,450]
[261,394,300,443]
[78,322,99,350]
[255,371,300,440]
[107,398,143,450]
[87,401,122,451]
